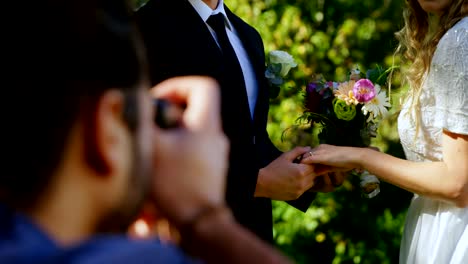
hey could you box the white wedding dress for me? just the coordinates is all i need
[397,17,468,264]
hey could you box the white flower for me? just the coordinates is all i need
[268,50,297,77]
[334,80,359,105]
[362,84,391,122]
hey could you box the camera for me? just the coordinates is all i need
[153,99,184,129]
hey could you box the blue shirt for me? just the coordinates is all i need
[0,205,197,264]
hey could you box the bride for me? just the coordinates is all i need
[304,0,468,263]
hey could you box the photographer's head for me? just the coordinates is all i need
[2,0,153,241]
[0,0,283,262]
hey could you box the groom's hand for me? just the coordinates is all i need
[308,172,348,193]
[254,146,321,200]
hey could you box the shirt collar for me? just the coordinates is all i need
[188,0,233,31]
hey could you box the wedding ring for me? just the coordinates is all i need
[309,151,314,156]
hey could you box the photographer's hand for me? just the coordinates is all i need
[149,76,291,264]
[150,76,228,227]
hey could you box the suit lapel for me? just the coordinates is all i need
[166,1,267,130]
[174,1,253,128]
[225,8,265,83]
[225,6,269,129]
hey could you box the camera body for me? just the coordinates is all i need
[153,99,184,129]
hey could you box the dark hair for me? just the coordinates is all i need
[1,0,146,209]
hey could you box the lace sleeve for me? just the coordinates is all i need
[430,20,468,135]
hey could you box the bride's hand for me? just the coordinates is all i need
[301,144,363,171]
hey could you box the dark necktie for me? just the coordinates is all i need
[207,14,251,116]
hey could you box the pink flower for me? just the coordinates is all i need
[353,79,376,103]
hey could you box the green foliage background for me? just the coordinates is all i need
[134,0,413,263]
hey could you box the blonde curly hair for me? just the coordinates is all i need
[395,0,467,130]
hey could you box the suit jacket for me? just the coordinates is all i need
[136,0,315,242]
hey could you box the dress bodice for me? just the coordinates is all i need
[398,17,468,163]
[397,17,468,264]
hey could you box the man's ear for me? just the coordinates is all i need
[83,90,129,177]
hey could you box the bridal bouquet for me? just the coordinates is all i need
[300,66,392,198]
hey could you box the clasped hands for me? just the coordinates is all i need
[254,146,348,201]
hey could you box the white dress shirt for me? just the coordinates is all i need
[188,0,258,118]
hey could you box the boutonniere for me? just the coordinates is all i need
[265,50,297,99]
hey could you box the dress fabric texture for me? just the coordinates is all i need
[397,17,468,264]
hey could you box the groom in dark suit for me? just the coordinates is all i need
[136,0,342,242]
